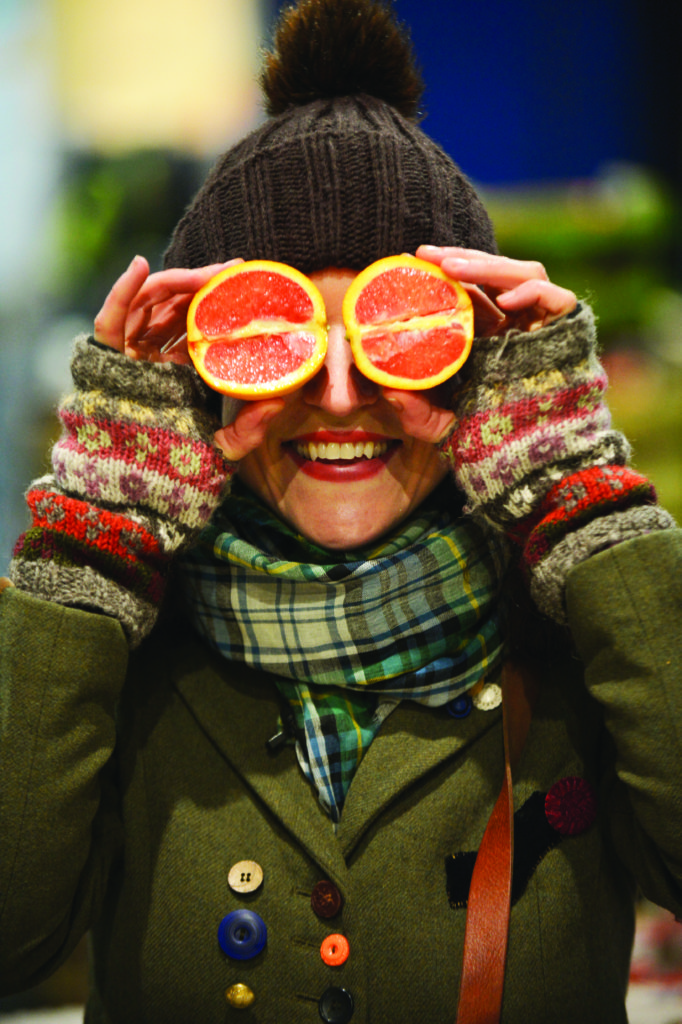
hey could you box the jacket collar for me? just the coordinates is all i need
[172,634,501,874]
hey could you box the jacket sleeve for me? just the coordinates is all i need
[565,528,682,911]
[0,585,128,994]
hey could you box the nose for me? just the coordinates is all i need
[302,324,379,416]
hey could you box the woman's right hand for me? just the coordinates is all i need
[93,255,233,363]
[93,256,285,461]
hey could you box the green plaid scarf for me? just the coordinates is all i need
[179,485,507,821]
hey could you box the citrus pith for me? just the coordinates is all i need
[342,255,474,390]
[187,261,328,398]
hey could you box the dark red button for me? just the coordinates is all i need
[311,880,343,919]
[545,776,597,836]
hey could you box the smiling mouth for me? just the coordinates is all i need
[292,438,393,462]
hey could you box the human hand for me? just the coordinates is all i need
[381,387,456,445]
[416,245,577,335]
[93,254,289,461]
[213,399,286,461]
[93,255,241,363]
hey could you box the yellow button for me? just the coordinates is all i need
[225,983,255,1009]
[228,860,264,894]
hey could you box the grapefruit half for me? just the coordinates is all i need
[187,261,327,398]
[343,255,474,390]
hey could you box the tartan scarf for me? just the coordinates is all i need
[179,484,508,821]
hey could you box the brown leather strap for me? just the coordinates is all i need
[455,662,536,1024]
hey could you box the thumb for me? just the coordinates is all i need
[213,399,285,461]
[383,389,456,444]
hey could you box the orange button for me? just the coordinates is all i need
[320,933,350,967]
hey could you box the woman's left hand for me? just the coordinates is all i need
[382,246,579,444]
[416,245,577,335]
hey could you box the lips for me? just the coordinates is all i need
[286,430,398,481]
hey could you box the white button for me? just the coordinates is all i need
[228,860,264,894]
[472,682,502,711]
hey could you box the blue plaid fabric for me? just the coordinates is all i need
[179,493,507,820]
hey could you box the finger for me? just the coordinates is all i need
[439,255,550,292]
[124,262,241,356]
[93,255,150,350]
[125,290,195,351]
[417,244,499,264]
[383,389,456,444]
[213,399,286,461]
[461,284,505,332]
[496,279,577,320]
[126,262,239,318]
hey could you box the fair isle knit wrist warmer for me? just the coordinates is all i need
[440,305,675,621]
[10,337,234,646]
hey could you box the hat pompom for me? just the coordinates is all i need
[261,0,424,121]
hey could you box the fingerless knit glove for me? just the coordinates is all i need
[440,305,675,621]
[10,338,234,646]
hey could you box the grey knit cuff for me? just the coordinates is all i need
[11,338,234,649]
[529,504,677,623]
[76,335,218,426]
[8,558,158,648]
[459,303,596,394]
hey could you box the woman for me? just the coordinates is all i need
[1,1,680,1022]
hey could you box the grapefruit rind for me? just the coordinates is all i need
[187,260,328,399]
[343,255,474,390]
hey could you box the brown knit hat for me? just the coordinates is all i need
[164,0,496,273]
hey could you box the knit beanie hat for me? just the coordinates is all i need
[164,0,496,274]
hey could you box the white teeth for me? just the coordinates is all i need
[295,440,390,462]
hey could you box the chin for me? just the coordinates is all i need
[292,509,406,553]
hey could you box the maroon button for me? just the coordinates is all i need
[311,880,343,919]
[545,776,597,836]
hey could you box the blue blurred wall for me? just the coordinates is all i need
[393,0,642,185]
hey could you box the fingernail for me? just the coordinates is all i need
[384,393,404,411]
[420,244,439,252]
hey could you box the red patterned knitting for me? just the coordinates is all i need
[524,466,656,568]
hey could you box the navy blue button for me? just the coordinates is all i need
[218,909,267,960]
[446,694,473,719]
[318,987,354,1023]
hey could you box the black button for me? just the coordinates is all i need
[318,986,354,1023]
[311,880,343,919]
[446,694,472,719]
[217,909,267,960]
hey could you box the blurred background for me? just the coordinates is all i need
[0,0,681,1020]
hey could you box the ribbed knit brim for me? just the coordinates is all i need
[164,95,496,273]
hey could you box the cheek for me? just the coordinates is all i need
[399,440,449,492]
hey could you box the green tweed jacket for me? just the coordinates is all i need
[1,531,681,1023]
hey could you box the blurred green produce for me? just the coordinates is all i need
[483,163,682,523]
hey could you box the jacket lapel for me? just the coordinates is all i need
[336,699,501,858]
[172,634,501,871]
[172,639,348,880]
